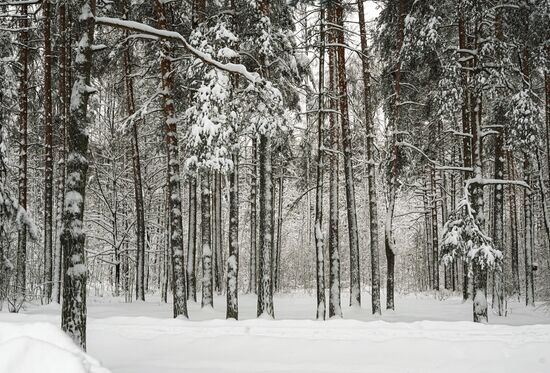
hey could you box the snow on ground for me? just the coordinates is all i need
[0,321,110,373]
[1,292,550,373]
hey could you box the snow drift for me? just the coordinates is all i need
[0,322,110,373]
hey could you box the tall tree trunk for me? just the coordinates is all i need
[123,7,146,301]
[249,136,258,294]
[357,0,381,315]
[60,0,96,349]
[458,0,472,301]
[215,171,223,294]
[335,0,361,308]
[226,151,239,319]
[524,155,535,306]
[155,0,188,318]
[507,150,520,298]
[431,167,439,290]
[12,2,29,313]
[491,13,506,316]
[257,0,274,318]
[201,172,213,307]
[257,133,274,317]
[43,0,54,304]
[327,2,342,318]
[274,173,283,291]
[314,4,326,320]
[53,2,69,304]
[187,176,197,301]
[385,0,406,310]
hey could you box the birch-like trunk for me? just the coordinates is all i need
[314,4,326,320]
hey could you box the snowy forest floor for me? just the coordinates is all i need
[2,292,550,373]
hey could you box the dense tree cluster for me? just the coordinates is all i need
[0,0,549,348]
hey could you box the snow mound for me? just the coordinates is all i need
[0,322,110,373]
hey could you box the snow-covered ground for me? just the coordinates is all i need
[1,292,550,373]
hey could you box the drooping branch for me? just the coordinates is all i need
[94,16,261,84]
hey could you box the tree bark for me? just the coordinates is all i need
[155,0,188,318]
[357,0,381,315]
[12,2,29,313]
[314,4,326,320]
[226,151,239,319]
[249,136,258,294]
[187,176,197,301]
[60,0,96,349]
[335,0,361,308]
[201,172,213,307]
[327,2,342,318]
[43,0,54,304]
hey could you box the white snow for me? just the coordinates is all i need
[1,292,549,373]
[0,322,110,373]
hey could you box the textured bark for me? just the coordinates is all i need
[43,0,54,303]
[122,9,146,301]
[523,156,535,306]
[257,0,274,318]
[12,3,29,313]
[506,150,520,298]
[492,108,505,315]
[257,135,274,317]
[458,1,471,301]
[214,171,223,294]
[201,173,213,308]
[52,2,69,304]
[187,176,197,301]
[274,174,283,292]
[314,4,326,320]
[60,1,96,349]
[335,0,361,307]
[385,0,406,310]
[430,168,439,291]
[249,136,258,294]
[155,0,188,318]
[357,0,381,315]
[226,152,239,319]
[423,176,432,289]
[327,2,341,318]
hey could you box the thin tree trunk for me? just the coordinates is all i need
[431,167,439,291]
[327,2,342,318]
[226,151,239,319]
[314,4,326,320]
[43,0,54,304]
[274,174,283,291]
[249,136,258,294]
[357,0,381,315]
[524,155,535,306]
[458,1,472,301]
[52,2,69,304]
[12,3,29,313]
[335,0,361,308]
[506,150,520,298]
[201,172,213,307]
[187,176,197,301]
